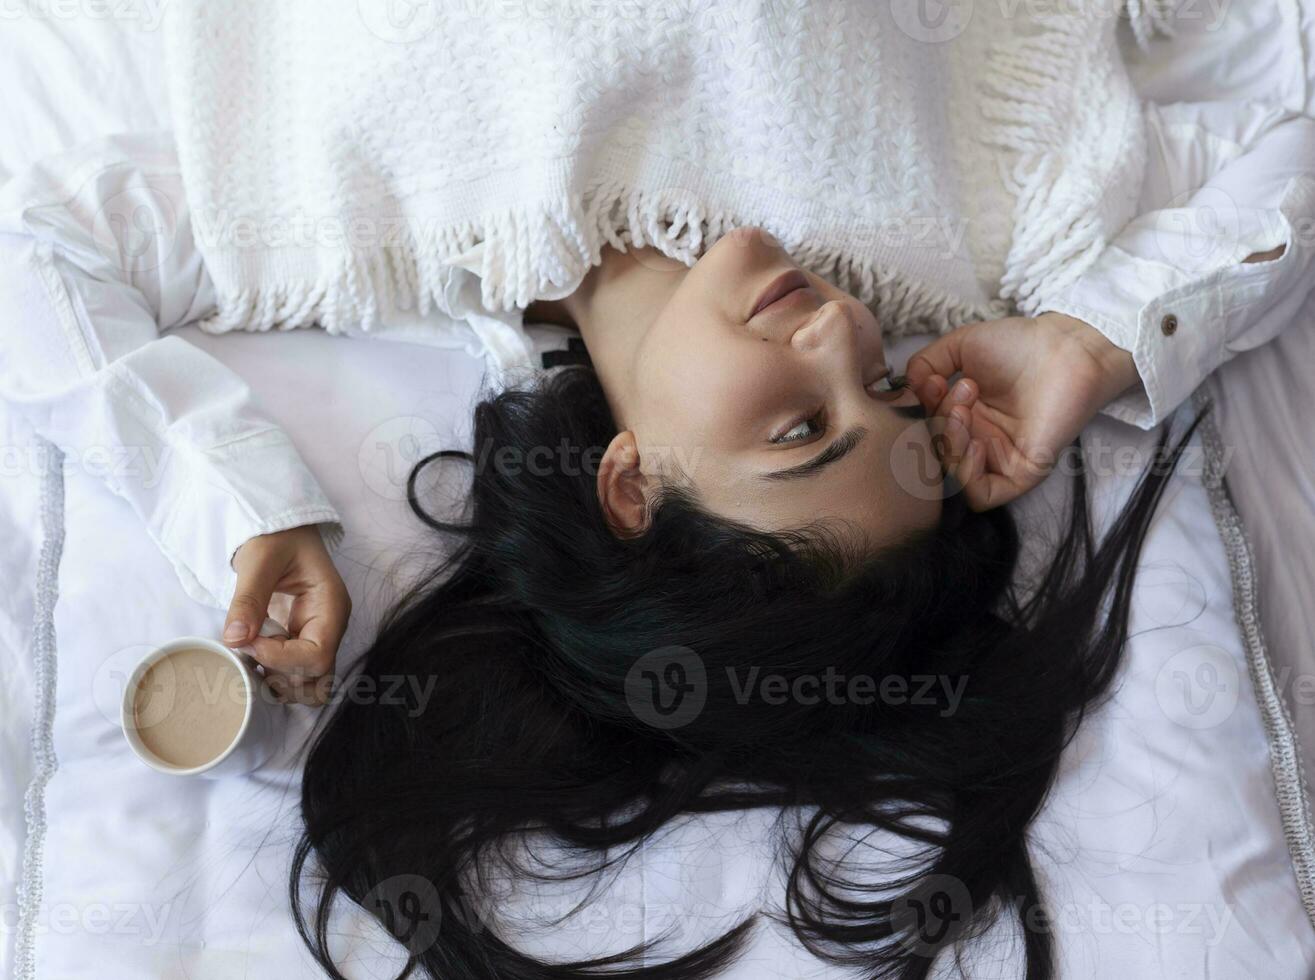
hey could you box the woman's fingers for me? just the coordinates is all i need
[906,328,969,392]
[261,663,331,706]
[914,373,947,416]
[954,426,1038,511]
[929,377,978,470]
[955,439,986,500]
[224,526,351,707]
[942,377,976,413]
[912,359,1037,511]
[250,637,334,705]
[224,551,283,645]
[936,405,1031,512]
[249,582,350,706]
[935,405,973,474]
[248,632,326,676]
[960,461,1021,512]
[287,580,352,671]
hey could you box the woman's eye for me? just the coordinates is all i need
[867,373,909,394]
[772,412,825,445]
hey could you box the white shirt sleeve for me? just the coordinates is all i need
[1039,98,1315,429]
[0,131,343,608]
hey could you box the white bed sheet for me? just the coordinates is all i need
[3,6,1315,979]
[3,326,1310,979]
[0,11,167,187]
[0,13,170,977]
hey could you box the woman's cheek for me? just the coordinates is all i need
[887,420,945,513]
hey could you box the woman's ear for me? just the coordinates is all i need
[597,431,652,538]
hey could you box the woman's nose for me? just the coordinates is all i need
[790,300,857,354]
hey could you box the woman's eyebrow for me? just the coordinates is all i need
[764,426,868,482]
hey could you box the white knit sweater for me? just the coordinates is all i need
[164,0,1149,367]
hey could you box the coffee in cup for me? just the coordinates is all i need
[131,646,248,769]
[121,619,290,777]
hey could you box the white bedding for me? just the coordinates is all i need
[3,325,1312,979]
[3,8,1315,980]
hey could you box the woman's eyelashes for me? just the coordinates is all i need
[769,375,908,446]
[772,409,826,445]
[869,373,908,394]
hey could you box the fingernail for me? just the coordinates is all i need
[223,622,248,642]
[953,380,973,403]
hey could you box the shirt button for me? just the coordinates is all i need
[1161,313,1178,337]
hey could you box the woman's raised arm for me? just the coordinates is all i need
[1035,100,1315,429]
[908,101,1315,510]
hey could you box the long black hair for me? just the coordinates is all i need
[291,362,1200,980]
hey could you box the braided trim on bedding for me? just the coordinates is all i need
[1194,388,1315,926]
[14,440,65,980]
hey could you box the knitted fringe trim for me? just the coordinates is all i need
[1126,0,1180,49]
[201,180,1005,348]
[978,5,1141,314]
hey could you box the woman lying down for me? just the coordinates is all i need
[1,1,1312,977]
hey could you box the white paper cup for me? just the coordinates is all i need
[120,618,290,778]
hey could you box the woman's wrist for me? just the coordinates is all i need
[1037,310,1141,408]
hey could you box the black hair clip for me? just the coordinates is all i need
[540,336,591,369]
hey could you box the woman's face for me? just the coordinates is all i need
[576,227,944,548]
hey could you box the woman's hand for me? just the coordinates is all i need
[223,525,351,705]
[906,312,1141,511]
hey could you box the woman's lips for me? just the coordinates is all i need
[750,270,812,318]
